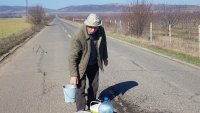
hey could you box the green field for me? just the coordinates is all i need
[0,18,34,56]
[0,18,32,38]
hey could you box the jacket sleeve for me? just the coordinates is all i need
[68,32,82,77]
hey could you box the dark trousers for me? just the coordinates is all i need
[76,63,99,111]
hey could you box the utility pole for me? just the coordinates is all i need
[169,24,172,43]
[199,25,200,57]
[150,22,153,42]
[26,0,28,17]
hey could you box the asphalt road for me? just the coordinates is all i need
[0,18,200,113]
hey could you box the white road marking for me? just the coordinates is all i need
[68,34,72,38]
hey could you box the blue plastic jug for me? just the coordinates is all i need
[98,97,114,113]
[63,84,76,103]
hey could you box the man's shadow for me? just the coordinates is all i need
[98,81,138,100]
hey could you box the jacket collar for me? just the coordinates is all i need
[83,25,90,40]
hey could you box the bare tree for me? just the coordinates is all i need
[192,11,200,27]
[180,12,194,39]
[28,5,46,26]
[124,0,152,37]
[159,5,181,34]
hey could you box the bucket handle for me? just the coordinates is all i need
[90,99,101,107]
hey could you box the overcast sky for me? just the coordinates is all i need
[0,0,199,9]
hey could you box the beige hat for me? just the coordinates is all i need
[84,13,102,27]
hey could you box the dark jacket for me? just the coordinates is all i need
[68,24,108,78]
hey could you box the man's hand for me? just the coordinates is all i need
[103,59,108,66]
[70,76,78,85]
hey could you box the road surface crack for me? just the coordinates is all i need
[33,45,49,95]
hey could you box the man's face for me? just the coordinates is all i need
[86,26,99,34]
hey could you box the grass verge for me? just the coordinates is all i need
[0,29,34,56]
[107,32,200,67]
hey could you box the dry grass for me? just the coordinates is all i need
[0,18,32,38]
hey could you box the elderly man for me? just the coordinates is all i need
[68,13,108,112]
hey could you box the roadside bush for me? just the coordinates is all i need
[27,5,46,32]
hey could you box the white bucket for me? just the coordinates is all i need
[75,111,91,113]
[63,84,76,103]
[90,101,101,113]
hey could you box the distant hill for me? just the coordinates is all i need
[0,4,200,15]
[58,4,127,12]
[0,6,25,12]
[0,5,55,18]
[0,5,55,14]
[58,4,200,13]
